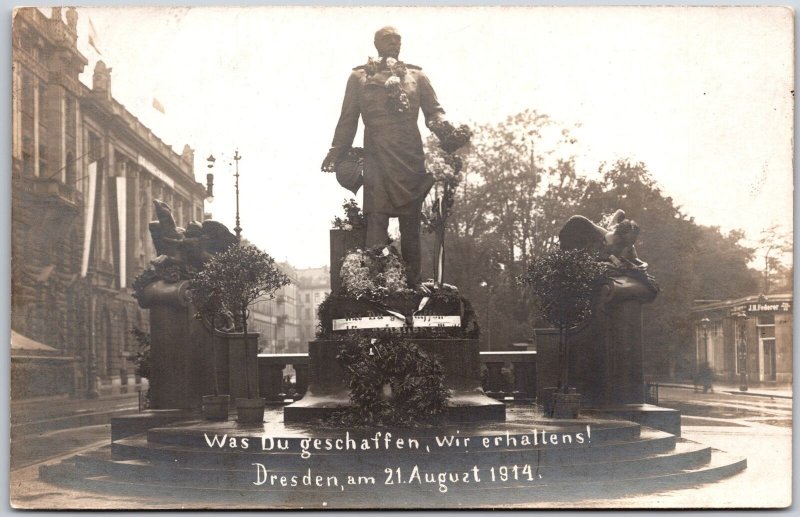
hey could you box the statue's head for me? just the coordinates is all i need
[613,219,640,245]
[374,26,401,59]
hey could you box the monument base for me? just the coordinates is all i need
[284,338,505,423]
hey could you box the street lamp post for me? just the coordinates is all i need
[206,150,243,241]
[233,150,242,241]
[86,282,99,399]
[734,311,749,391]
[480,281,493,351]
[698,316,710,393]
[699,316,710,367]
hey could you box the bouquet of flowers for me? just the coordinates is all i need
[340,245,411,299]
[427,119,473,154]
[365,56,410,113]
[332,198,366,230]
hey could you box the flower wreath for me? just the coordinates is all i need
[332,333,449,427]
[340,245,410,299]
[365,56,410,113]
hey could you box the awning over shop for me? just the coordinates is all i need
[11,330,59,353]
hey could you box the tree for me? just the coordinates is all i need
[522,248,606,392]
[423,113,761,378]
[755,224,793,294]
[190,244,290,398]
[462,109,584,267]
[422,110,584,350]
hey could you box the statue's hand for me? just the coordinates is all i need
[321,148,339,172]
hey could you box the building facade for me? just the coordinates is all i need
[11,8,208,398]
[691,293,792,385]
[248,263,302,354]
[296,266,331,344]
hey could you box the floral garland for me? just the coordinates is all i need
[332,198,366,231]
[340,245,411,299]
[423,120,473,287]
[365,56,409,113]
[329,332,449,427]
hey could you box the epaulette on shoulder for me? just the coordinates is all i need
[352,65,366,71]
[406,64,422,70]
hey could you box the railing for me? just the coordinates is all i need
[257,353,309,403]
[256,350,537,403]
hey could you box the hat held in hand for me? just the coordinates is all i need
[335,147,364,195]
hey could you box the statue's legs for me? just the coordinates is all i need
[399,211,421,285]
[366,211,422,286]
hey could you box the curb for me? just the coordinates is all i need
[721,390,792,400]
[11,406,139,437]
[656,383,792,400]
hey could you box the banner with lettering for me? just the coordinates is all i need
[332,315,461,331]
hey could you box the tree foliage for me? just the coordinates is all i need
[522,248,606,331]
[191,244,291,336]
[422,111,760,378]
[521,248,606,391]
[190,244,291,397]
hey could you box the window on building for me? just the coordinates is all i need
[88,132,101,162]
[20,69,35,177]
[305,294,310,303]
[38,143,47,177]
[756,314,778,381]
[37,82,47,176]
[65,152,75,185]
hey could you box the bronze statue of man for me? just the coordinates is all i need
[322,26,448,286]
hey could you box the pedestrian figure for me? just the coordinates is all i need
[697,362,714,393]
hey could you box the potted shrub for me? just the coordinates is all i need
[522,248,606,418]
[191,243,290,423]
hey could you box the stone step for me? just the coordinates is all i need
[44,447,745,508]
[110,428,675,471]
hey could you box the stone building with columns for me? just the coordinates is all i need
[11,7,208,398]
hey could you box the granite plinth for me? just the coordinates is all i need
[283,338,505,423]
[535,275,657,408]
[138,280,260,410]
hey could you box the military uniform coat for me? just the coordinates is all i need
[330,62,445,216]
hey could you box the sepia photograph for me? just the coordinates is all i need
[8,5,794,510]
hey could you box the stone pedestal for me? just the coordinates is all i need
[535,275,658,409]
[329,227,366,293]
[284,338,505,423]
[138,279,260,409]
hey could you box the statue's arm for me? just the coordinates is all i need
[417,71,446,126]
[323,72,362,171]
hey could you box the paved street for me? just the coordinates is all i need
[10,393,140,472]
[590,384,793,508]
[9,385,792,509]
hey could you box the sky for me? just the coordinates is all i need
[68,6,793,268]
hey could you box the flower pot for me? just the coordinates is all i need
[236,397,266,423]
[552,392,581,419]
[202,394,230,420]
